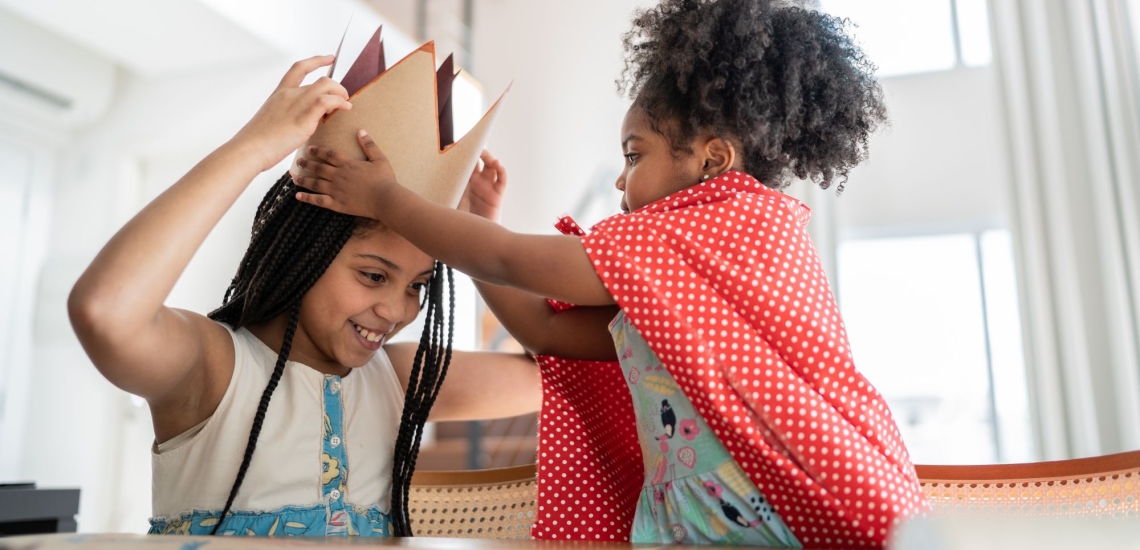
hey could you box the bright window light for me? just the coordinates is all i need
[837,232,1031,463]
[838,234,993,463]
[821,0,957,77]
[979,230,1033,463]
[820,0,993,77]
[451,71,484,141]
[956,0,993,66]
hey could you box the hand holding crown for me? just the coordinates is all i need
[288,27,507,211]
[294,130,397,220]
[231,56,353,173]
[459,150,508,223]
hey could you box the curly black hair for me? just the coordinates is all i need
[619,0,886,191]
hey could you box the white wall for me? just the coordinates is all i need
[470,0,655,234]
[16,58,298,532]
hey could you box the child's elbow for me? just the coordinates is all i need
[67,282,119,343]
[516,336,555,358]
[67,284,97,335]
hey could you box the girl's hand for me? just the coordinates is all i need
[459,150,508,222]
[229,56,353,173]
[294,129,397,219]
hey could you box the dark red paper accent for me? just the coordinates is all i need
[436,54,458,149]
[341,26,386,98]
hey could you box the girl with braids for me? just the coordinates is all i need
[68,56,539,537]
[295,0,928,547]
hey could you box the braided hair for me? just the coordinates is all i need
[619,0,887,191]
[206,171,453,536]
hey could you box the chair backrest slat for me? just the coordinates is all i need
[408,465,538,539]
[916,450,1140,518]
[407,451,1140,539]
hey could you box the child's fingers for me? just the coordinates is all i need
[294,191,336,211]
[357,129,388,163]
[293,175,332,195]
[278,55,336,89]
[307,94,352,120]
[296,157,335,179]
[492,160,507,186]
[306,145,347,167]
[307,76,351,101]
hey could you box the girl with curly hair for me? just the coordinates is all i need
[294,0,928,546]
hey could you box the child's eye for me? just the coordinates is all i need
[624,154,638,166]
[361,272,385,284]
[412,282,430,308]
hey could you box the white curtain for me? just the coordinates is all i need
[990,0,1140,459]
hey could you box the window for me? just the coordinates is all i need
[819,0,993,77]
[837,230,1033,463]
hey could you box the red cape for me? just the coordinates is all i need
[531,172,928,548]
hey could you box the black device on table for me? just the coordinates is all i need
[0,482,80,536]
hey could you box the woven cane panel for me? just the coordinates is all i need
[409,478,538,538]
[921,470,1139,518]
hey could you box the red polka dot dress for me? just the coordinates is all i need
[532,171,928,548]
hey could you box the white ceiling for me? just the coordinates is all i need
[0,0,276,75]
[0,0,416,77]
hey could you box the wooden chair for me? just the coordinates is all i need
[915,449,1140,518]
[407,450,1140,539]
[408,464,537,539]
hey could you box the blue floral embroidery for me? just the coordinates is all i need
[150,375,389,537]
[148,504,391,537]
[322,374,351,534]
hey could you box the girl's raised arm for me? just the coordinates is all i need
[456,152,618,361]
[68,57,351,437]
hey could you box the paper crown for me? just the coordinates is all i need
[292,27,507,208]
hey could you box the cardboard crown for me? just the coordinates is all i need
[292,26,507,208]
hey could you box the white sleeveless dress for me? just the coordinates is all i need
[149,324,404,536]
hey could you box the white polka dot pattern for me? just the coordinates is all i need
[531,171,929,548]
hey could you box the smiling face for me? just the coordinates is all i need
[615,106,705,213]
[290,228,435,371]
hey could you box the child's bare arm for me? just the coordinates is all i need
[456,152,617,361]
[295,137,614,306]
[385,344,541,421]
[477,282,619,361]
[68,57,351,430]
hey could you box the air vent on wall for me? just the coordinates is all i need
[0,71,72,110]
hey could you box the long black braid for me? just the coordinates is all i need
[206,171,453,536]
[389,261,455,536]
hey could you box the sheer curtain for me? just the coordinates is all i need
[990,0,1140,459]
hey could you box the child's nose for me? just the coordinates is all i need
[370,294,405,328]
[615,175,626,192]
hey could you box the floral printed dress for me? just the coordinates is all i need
[611,311,801,547]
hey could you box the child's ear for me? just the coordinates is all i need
[699,136,737,177]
